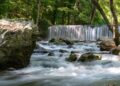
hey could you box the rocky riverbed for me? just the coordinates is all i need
[0,40,120,86]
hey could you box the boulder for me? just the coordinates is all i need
[111,45,120,55]
[99,39,116,51]
[66,52,77,62]
[0,19,38,70]
[78,53,101,62]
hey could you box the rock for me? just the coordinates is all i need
[67,45,73,48]
[62,39,74,45]
[66,52,77,62]
[49,38,74,45]
[78,53,101,62]
[59,54,63,57]
[48,52,54,56]
[49,38,64,44]
[59,49,68,53]
[49,38,55,43]
[100,39,116,51]
[0,19,38,70]
[111,45,120,55]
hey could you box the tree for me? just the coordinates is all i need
[110,0,119,45]
[91,0,119,45]
[91,0,112,31]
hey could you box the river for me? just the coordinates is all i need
[0,41,120,86]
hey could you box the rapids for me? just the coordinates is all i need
[0,41,120,86]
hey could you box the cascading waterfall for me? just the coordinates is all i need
[49,25,115,41]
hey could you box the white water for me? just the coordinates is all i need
[49,25,118,41]
[1,41,120,86]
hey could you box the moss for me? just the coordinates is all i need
[78,53,101,62]
[38,19,51,38]
[0,21,38,70]
[66,52,77,62]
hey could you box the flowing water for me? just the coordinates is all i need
[1,41,120,86]
[49,25,120,41]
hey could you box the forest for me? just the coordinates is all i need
[0,0,120,25]
[1,0,120,43]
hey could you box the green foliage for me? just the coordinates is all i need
[38,18,51,38]
[0,0,120,36]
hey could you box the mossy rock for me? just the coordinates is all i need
[49,38,65,44]
[49,38,74,45]
[63,39,74,45]
[66,52,77,62]
[111,45,120,55]
[78,53,101,62]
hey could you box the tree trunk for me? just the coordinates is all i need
[90,0,99,24]
[51,0,58,25]
[110,0,119,46]
[52,9,57,25]
[67,12,70,24]
[36,0,40,28]
[91,0,113,32]
[62,12,65,24]
[90,5,96,24]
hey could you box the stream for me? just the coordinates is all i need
[0,41,120,86]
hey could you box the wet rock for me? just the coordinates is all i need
[62,39,73,45]
[0,19,38,70]
[78,53,101,62]
[111,45,120,55]
[59,49,68,53]
[66,52,77,62]
[67,45,73,48]
[59,54,63,57]
[49,38,55,43]
[49,38,74,45]
[100,39,116,51]
[49,38,64,44]
[48,52,54,56]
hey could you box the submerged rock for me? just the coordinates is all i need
[111,45,120,55]
[62,39,73,45]
[49,38,55,43]
[49,38,64,44]
[100,39,116,51]
[48,52,55,56]
[59,49,68,53]
[66,52,78,62]
[78,53,101,62]
[49,38,73,45]
[0,19,38,70]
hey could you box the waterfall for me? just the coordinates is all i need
[49,25,119,41]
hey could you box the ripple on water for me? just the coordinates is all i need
[1,41,120,86]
